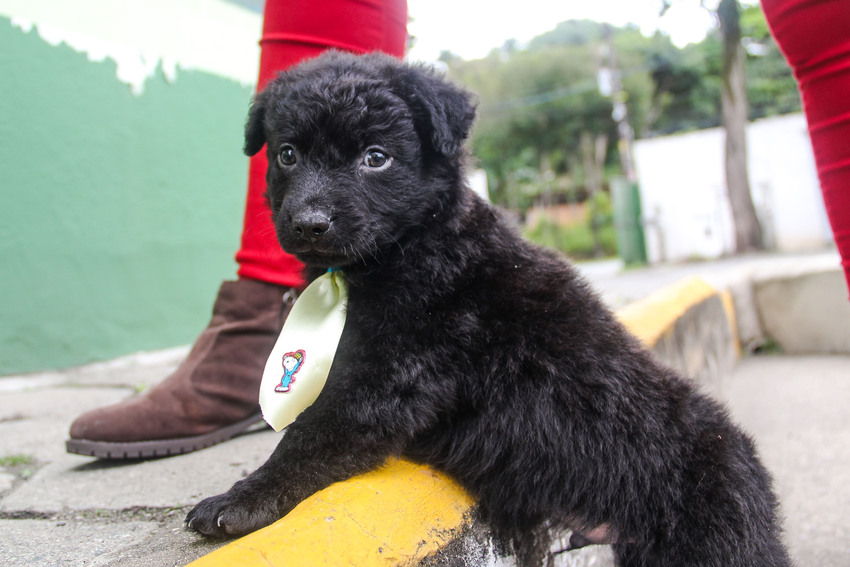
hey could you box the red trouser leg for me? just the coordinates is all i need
[762,0,850,296]
[235,0,408,287]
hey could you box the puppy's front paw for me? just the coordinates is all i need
[185,490,279,539]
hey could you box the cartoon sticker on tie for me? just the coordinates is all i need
[275,350,305,393]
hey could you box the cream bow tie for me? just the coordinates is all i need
[259,270,348,432]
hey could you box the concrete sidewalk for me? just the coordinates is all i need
[723,355,850,566]
[0,348,248,566]
[1,251,848,566]
[576,249,844,309]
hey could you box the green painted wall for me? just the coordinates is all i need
[0,18,256,374]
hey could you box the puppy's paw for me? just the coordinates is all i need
[185,491,279,539]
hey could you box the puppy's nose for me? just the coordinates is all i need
[292,211,332,240]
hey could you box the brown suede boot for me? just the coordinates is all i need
[67,279,297,459]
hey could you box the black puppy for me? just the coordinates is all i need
[186,52,791,566]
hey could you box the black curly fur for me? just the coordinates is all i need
[186,51,791,566]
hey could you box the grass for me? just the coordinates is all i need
[0,454,35,467]
[752,337,783,356]
[0,453,39,483]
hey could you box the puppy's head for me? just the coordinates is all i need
[244,51,477,269]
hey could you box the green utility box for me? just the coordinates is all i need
[610,176,647,266]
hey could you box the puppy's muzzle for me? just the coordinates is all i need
[291,210,333,243]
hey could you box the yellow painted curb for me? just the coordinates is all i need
[719,288,742,357]
[187,458,475,567]
[615,276,717,347]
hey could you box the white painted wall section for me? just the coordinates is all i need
[635,113,832,263]
[748,113,832,251]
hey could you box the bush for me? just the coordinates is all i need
[525,217,618,260]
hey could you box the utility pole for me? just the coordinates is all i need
[598,24,646,264]
[598,24,637,183]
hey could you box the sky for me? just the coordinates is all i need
[405,0,724,63]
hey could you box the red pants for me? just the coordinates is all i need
[762,0,850,295]
[234,0,408,288]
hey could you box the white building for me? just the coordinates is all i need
[634,113,833,264]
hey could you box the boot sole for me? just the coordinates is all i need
[65,412,266,459]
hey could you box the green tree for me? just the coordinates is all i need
[716,0,764,252]
[641,34,723,134]
[660,0,766,252]
[740,4,801,119]
[447,24,628,212]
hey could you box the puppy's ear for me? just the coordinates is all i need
[244,90,268,157]
[399,67,477,158]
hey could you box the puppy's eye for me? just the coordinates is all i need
[277,145,297,167]
[363,149,391,169]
